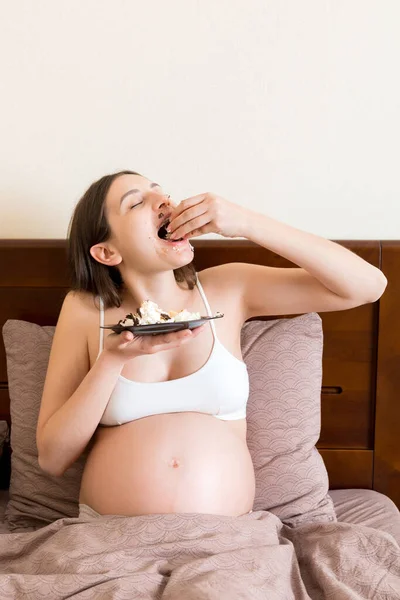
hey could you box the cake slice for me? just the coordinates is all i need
[117,299,201,327]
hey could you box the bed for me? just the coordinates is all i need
[0,238,399,598]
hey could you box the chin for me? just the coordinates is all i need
[153,237,194,260]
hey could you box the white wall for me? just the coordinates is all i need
[1,0,399,240]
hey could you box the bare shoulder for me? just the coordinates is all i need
[62,289,99,323]
[64,289,98,311]
[62,290,101,347]
[197,263,241,290]
[197,264,245,323]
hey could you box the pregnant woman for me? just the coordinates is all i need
[36,170,387,518]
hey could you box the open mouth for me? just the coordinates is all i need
[157,219,185,242]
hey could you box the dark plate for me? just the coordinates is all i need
[100,314,224,336]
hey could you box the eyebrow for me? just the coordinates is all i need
[119,182,160,207]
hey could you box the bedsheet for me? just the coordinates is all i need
[330,488,400,545]
[2,488,400,540]
[0,489,399,598]
[0,500,399,598]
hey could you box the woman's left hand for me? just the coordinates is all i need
[166,193,250,240]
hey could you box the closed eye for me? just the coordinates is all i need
[129,188,166,211]
[130,201,143,209]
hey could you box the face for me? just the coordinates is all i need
[91,174,193,274]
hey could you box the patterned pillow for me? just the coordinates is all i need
[2,312,335,531]
[241,312,336,525]
[2,321,87,531]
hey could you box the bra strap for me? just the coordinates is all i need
[97,296,104,358]
[196,274,217,337]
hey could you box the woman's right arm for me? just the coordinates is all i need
[36,291,126,476]
[36,291,204,477]
[37,354,126,477]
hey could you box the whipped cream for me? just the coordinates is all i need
[171,308,201,322]
[118,299,201,327]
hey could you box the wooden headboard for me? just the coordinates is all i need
[1,239,399,509]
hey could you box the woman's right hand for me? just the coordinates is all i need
[102,324,206,363]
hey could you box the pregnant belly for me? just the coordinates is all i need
[79,412,256,517]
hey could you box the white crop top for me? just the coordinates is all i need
[97,275,249,426]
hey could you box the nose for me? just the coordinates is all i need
[154,194,174,220]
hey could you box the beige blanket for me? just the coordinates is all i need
[0,509,399,599]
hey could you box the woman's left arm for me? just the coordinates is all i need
[242,209,387,302]
[167,193,387,317]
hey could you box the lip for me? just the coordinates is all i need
[157,236,189,247]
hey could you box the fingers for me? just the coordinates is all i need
[153,329,191,348]
[148,325,205,353]
[168,194,207,223]
[121,331,134,343]
[169,214,211,240]
[107,325,207,357]
[167,195,208,234]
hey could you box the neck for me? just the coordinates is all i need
[119,269,196,314]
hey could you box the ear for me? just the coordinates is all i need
[90,242,122,267]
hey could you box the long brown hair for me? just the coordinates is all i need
[67,169,197,308]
